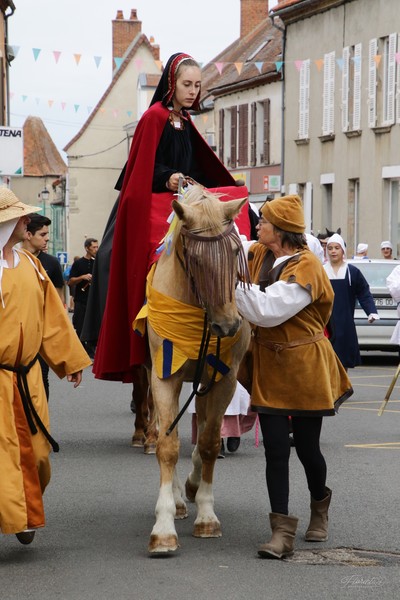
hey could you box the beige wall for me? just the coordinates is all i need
[66,45,160,258]
[283,0,400,257]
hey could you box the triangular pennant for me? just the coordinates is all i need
[53,51,61,64]
[374,54,382,67]
[74,104,80,113]
[114,57,123,70]
[61,102,67,111]
[127,110,133,117]
[395,52,400,65]
[94,56,102,68]
[202,115,208,123]
[134,58,143,69]
[336,58,344,71]
[100,107,106,114]
[155,60,163,70]
[11,45,20,58]
[351,55,361,66]
[112,109,119,119]
[73,53,82,66]
[215,62,224,75]
[32,48,41,61]
[314,59,324,71]
[48,100,54,108]
[295,60,304,72]
[22,95,28,102]
[10,92,14,99]
[234,62,244,74]
[255,61,263,73]
[275,61,283,72]
[87,106,93,114]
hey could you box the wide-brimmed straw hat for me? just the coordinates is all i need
[0,186,41,224]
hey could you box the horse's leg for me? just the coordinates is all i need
[131,374,147,447]
[143,383,157,455]
[173,468,188,519]
[192,379,236,538]
[148,373,183,554]
[185,397,207,502]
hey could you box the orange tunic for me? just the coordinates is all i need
[248,244,353,415]
[0,252,91,534]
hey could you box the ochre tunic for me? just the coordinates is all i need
[248,244,353,416]
[0,252,92,534]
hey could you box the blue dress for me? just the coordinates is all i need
[328,264,377,368]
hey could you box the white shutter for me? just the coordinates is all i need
[397,50,400,123]
[385,33,397,124]
[368,38,377,127]
[299,59,310,138]
[342,46,350,131]
[353,43,362,130]
[323,52,335,135]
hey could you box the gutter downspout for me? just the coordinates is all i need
[270,14,286,194]
[4,2,16,126]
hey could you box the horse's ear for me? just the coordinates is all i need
[172,199,195,223]
[223,198,247,221]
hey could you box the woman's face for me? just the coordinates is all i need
[257,217,281,249]
[327,242,345,265]
[172,65,201,111]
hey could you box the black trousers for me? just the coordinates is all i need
[258,414,327,515]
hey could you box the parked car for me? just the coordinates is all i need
[347,259,399,352]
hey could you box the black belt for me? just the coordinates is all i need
[0,356,59,452]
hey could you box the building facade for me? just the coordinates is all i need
[272,0,400,257]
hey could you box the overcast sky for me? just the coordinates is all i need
[8,0,263,158]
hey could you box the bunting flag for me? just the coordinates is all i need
[234,62,244,74]
[155,60,163,70]
[94,56,102,68]
[114,57,123,70]
[127,110,133,118]
[32,48,41,61]
[295,60,303,72]
[314,59,324,71]
[396,52,400,65]
[134,57,143,69]
[11,45,20,58]
[374,54,382,67]
[61,102,67,111]
[73,54,82,66]
[255,61,263,73]
[275,61,283,72]
[48,100,54,108]
[53,51,61,64]
[22,95,27,102]
[87,106,93,114]
[336,58,344,71]
[352,55,361,66]
[74,104,80,113]
[215,62,224,75]
[201,115,208,123]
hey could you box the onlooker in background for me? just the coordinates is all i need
[381,241,394,260]
[353,243,369,260]
[63,255,80,313]
[68,238,98,358]
[21,214,66,400]
[324,233,379,370]
[0,187,91,545]
[386,265,400,347]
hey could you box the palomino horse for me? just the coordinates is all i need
[144,185,251,554]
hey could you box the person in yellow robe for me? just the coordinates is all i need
[0,187,92,545]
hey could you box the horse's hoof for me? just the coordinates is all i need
[144,443,157,455]
[131,436,144,447]
[175,504,188,519]
[148,534,179,554]
[185,479,198,503]
[193,521,222,538]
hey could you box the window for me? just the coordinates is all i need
[342,44,362,132]
[229,106,237,168]
[369,33,398,127]
[298,59,310,139]
[347,179,360,253]
[322,51,335,135]
[218,109,225,162]
[389,180,400,252]
[321,183,333,230]
[238,104,248,167]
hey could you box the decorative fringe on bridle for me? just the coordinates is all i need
[180,220,250,308]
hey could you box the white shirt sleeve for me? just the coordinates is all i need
[235,281,312,327]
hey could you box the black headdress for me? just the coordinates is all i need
[150,52,201,111]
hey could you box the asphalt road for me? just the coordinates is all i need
[1,353,400,600]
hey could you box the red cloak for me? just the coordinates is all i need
[93,102,249,382]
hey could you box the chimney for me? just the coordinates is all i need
[112,9,142,64]
[149,36,160,62]
[240,0,269,38]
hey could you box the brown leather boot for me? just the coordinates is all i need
[305,487,332,542]
[258,513,298,559]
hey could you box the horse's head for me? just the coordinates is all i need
[172,185,249,337]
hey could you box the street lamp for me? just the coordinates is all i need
[40,187,50,217]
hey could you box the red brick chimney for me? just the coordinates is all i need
[112,9,142,62]
[240,0,269,38]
